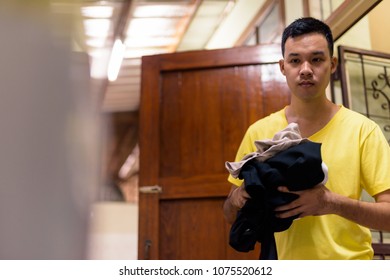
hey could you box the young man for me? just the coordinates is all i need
[223,17,390,259]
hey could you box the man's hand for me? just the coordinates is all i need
[274,184,334,218]
[275,185,390,231]
[223,185,251,224]
[228,185,251,209]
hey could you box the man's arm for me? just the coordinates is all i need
[223,184,250,224]
[275,185,390,231]
[331,188,390,231]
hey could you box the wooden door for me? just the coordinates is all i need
[138,44,291,260]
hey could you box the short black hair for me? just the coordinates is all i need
[281,17,334,57]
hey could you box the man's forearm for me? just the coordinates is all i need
[330,192,390,232]
[223,197,239,224]
[224,184,249,224]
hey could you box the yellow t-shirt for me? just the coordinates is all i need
[228,105,390,259]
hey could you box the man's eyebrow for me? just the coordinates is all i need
[312,51,326,56]
[287,51,326,57]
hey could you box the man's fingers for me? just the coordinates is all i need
[277,186,290,192]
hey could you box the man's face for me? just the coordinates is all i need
[279,32,337,101]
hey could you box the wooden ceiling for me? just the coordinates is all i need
[80,0,239,113]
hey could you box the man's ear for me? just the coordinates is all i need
[279,59,285,75]
[331,56,338,74]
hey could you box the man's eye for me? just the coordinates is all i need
[290,59,299,63]
[313,57,323,62]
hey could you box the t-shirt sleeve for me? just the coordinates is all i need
[361,124,390,197]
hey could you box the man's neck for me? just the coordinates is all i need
[285,98,339,137]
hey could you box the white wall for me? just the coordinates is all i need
[88,202,138,260]
[368,0,390,53]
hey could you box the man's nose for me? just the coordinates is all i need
[299,61,313,77]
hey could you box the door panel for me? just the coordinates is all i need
[139,44,290,259]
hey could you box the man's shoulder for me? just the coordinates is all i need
[250,109,286,127]
[339,106,379,128]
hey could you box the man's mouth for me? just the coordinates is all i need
[299,81,314,87]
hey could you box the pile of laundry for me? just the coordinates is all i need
[225,123,328,260]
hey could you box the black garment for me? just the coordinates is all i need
[229,141,325,260]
